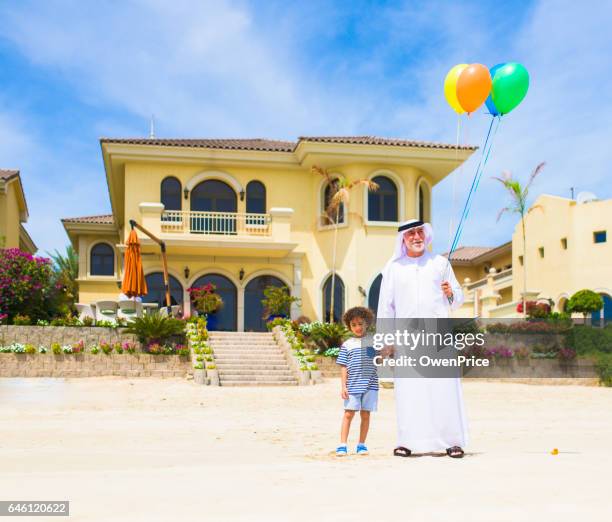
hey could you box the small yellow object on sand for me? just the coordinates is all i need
[551,448,559,455]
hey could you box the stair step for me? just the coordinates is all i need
[215,363,290,368]
[213,350,284,355]
[209,333,274,337]
[220,381,298,387]
[218,370,296,377]
[220,375,298,382]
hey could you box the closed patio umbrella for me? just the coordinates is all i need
[121,229,148,298]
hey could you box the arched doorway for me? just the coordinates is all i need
[191,273,237,331]
[591,293,612,326]
[322,274,345,323]
[190,180,237,234]
[244,275,288,332]
[143,272,184,308]
[368,274,382,313]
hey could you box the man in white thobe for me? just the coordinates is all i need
[377,219,468,457]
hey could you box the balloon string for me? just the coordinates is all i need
[446,114,462,254]
[450,115,500,255]
[445,115,501,279]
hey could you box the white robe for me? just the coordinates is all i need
[377,251,469,452]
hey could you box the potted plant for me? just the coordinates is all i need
[188,284,223,331]
[262,286,300,323]
[206,362,219,385]
[298,364,310,385]
[309,363,322,384]
[193,363,206,385]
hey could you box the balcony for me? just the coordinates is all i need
[134,203,296,257]
[161,210,271,236]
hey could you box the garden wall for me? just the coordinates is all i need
[0,325,138,348]
[0,353,191,378]
[315,356,339,377]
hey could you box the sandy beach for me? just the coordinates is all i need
[1,377,610,521]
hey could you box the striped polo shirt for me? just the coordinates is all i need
[336,337,379,394]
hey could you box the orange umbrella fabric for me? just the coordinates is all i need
[121,229,148,297]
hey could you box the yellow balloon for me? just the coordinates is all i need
[444,63,468,114]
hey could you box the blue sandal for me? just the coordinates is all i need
[356,443,369,455]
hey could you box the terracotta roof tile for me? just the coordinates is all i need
[61,214,115,225]
[100,138,295,152]
[298,136,477,150]
[0,169,20,181]
[446,246,499,262]
[100,136,476,152]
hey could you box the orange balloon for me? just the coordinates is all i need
[456,63,492,113]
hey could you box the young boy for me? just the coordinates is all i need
[335,306,378,456]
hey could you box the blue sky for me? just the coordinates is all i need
[1,0,610,255]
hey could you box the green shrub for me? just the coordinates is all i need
[567,290,604,322]
[13,314,31,325]
[566,325,612,355]
[595,354,612,387]
[261,286,300,317]
[124,312,186,345]
[304,321,350,354]
[266,317,291,331]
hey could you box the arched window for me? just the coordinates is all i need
[143,272,184,307]
[90,243,115,276]
[322,273,345,323]
[191,273,237,331]
[417,180,430,222]
[368,274,383,312]
[161,177,182,211]
[244,275,287,331]
[246,181,266,214]
[368,176,398,222]
[591,293,612,327]
[190,180,237,234]
[322,180,345,226]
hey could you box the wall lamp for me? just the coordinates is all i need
[184,266,190,279]
[183,188,189,199]
[239,268,245,281]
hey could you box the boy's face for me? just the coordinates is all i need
[349,317,366,337]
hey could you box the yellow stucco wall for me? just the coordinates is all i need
[0,181,23,248]
[511,195,612,308]
[73,157,442,326]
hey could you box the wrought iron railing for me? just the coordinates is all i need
[161,211,271,236]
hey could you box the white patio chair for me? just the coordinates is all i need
[94,301,119,324]
[171,305,180,318]
[118,299,143,322]
[75,303,95,323]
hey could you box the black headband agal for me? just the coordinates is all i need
[398,220,424,232]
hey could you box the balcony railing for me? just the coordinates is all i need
[161,210,271,236]
[465,268,513,291]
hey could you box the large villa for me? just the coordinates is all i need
[61,136,474,331]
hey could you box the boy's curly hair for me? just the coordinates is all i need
[342,306,375,329]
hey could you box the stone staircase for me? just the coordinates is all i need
[208,331,299,386]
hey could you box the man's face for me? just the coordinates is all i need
[403,226,426,256]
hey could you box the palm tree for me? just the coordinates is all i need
[48,245,79,310]
[493,162,545,317]
[313,166,378,322]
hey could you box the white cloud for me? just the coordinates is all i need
[0,0,610,256]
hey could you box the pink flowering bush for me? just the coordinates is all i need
[0,248,59,322]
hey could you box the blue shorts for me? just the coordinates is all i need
[344,389,378,412]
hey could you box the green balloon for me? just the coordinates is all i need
[491,62,529,115]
